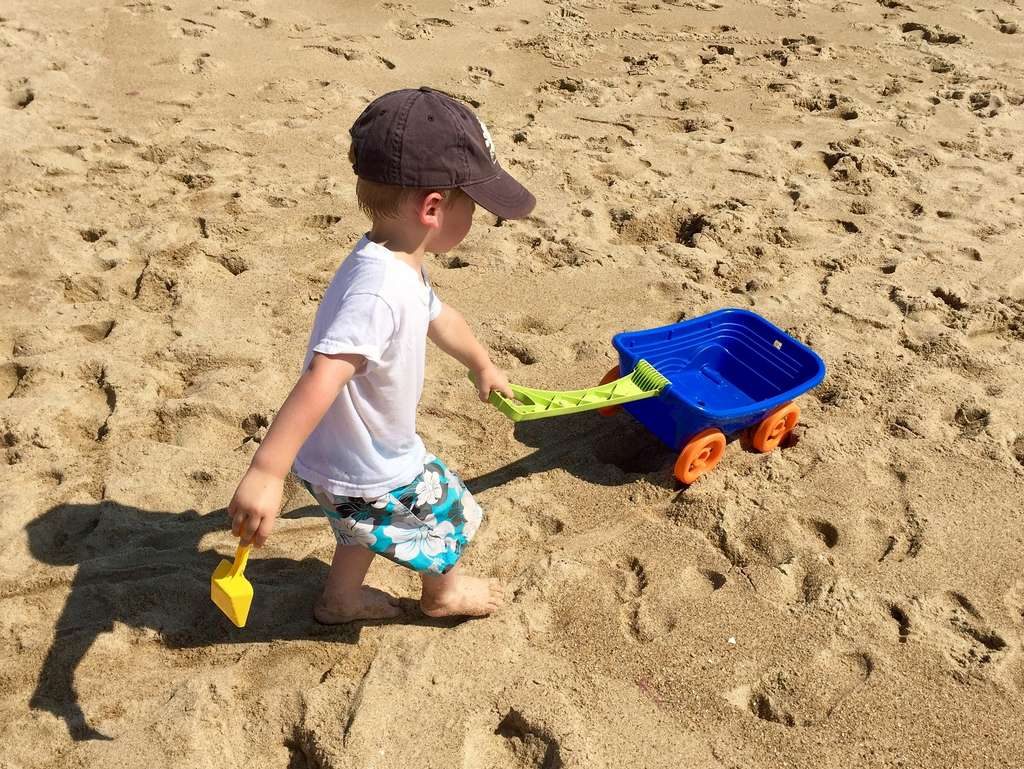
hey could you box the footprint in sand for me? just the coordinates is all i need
[304,213,342,229]
[1,362,30,400]
[736,650,874,727]
[150,399,246,449]
[948,592,1008,649]
[975,9,1018,35]
[204,247,248,277]
[793,90,859,121]
[967,91,1006,119]
[941,592,1010,683]
[6,78,35,109]
[878,0,914,10]
[179,17,216,38]
[617,557,681,643]
[930,285,969,312]
[900,21,964,45]
[802,518,840,549]
[124,3,174,15]
[175,173,214,191]
[72,320,116,343]
[876,466,924,562]
[264,194,297,209]
[888,602,912,643]
[462,710,563,769]
[702,569,727,590]
[302,44,396,69]
[38,466,66,489]
[181,51,216,76]
[50,362,117,446]
[952,399,991,439]
[677,565,729,598]
[132,259,179,312]
[60,273,109,304]
[620,557,650,642]
[389,15,452,41]
[466,64,503,86]
[239,10,272,29]
[2,425,24,465]
[492,338,539,367]
[897,591,1011,684]
[240,412,270,446]
[509,314,560,336]
[609,204,714,249]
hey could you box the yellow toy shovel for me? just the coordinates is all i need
[211,544,253,628]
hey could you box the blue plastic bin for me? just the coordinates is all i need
[612,308,826,452]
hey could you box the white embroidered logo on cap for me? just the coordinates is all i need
[477,117,497,164]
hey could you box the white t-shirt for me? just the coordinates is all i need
[292,236,443,498]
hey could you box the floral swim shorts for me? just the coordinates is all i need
[300,454,483,576]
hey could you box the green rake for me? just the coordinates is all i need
[477,359,670,423]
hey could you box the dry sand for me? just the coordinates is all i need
[2,0,1024,767]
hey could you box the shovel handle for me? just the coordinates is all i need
[230,544,251,577]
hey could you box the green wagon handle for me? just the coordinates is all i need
[473,359,670,422]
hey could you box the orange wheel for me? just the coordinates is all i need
[674,429,727,485]
[751,403,800,453]
[597,365,621,416]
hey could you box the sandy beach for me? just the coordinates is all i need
[2,0,1023,766]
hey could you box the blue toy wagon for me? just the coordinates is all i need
[484,308,827,485]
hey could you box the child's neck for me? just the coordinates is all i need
[367,221,427,276]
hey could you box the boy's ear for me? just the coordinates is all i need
[418,191,446,229]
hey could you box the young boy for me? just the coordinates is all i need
[226,87,535,622]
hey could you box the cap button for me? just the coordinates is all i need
[418,86,432,93]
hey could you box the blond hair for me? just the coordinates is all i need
[349,144,461,220]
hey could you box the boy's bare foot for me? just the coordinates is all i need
[420,575,504,618]
[314,586,402,624]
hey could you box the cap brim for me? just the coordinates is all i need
[460,166,536,220]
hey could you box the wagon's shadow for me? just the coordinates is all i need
[26,499,432,742]
[465,410,679,495]
[464,407,801,496]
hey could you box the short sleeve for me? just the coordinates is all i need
[312,292,396,364]
[427,285,443,321]
[424,272,444,321]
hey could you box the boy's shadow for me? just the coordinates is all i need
[29,413,679,741]
[25,500,427,742]
[466,410,679,495]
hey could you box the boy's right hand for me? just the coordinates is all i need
[227,466,284,547]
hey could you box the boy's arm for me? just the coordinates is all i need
[428,304,513,402]
[227,352,362,546]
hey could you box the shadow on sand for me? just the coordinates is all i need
[28,410,678,741]
[25,500,452,742]
[465,409,678,495]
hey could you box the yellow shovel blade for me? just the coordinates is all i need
[211,544,253,628]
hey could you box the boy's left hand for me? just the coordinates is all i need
[473,364,513,403]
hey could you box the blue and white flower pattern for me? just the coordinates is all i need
[330,515,378,548]
[389,517,455,564]
[301,455,482,575]
[461,493,483,543]
[415,470,443,507]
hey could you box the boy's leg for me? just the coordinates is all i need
[419,563,504,618]
[315,543,402,624]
